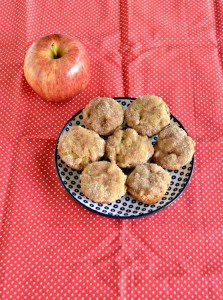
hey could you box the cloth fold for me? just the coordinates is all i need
[0,0,222,299]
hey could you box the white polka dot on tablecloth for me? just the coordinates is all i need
[0,0,222,299]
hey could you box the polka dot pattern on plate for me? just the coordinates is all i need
[56,99,194,219]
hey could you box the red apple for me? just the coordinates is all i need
[23,34,90,102]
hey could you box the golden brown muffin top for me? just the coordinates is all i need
[83,97,124,136]
[58,126,105,170]
[81,161,127,203]
[106,128,154,168]
[124,95,170,136]
[126,163,171,202]
[153,125,195,170]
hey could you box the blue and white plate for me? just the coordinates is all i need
[55,97,194,219]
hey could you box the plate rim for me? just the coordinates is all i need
[54,97,195,219]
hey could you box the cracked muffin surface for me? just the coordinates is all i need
[124,95,170,137]
[153,125,195,170]
[83,97,124,136]
[106,128,154,168]
[126,163,171,203]
[58,126,105,170]
[81,161,127,203]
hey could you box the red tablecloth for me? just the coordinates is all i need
[1,0,223,299]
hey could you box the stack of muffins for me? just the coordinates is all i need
[58,95,195,204]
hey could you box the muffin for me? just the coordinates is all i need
[126,163,171,203]
[83,97,124,136]
[58,126,105,170]
[106,128,154,168]
[124,95,170,137]
[153,125,195,170]
[81,161,127,203]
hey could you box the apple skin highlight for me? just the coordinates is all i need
[24,34,90,102]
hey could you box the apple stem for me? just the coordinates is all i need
[51,43,58,58]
